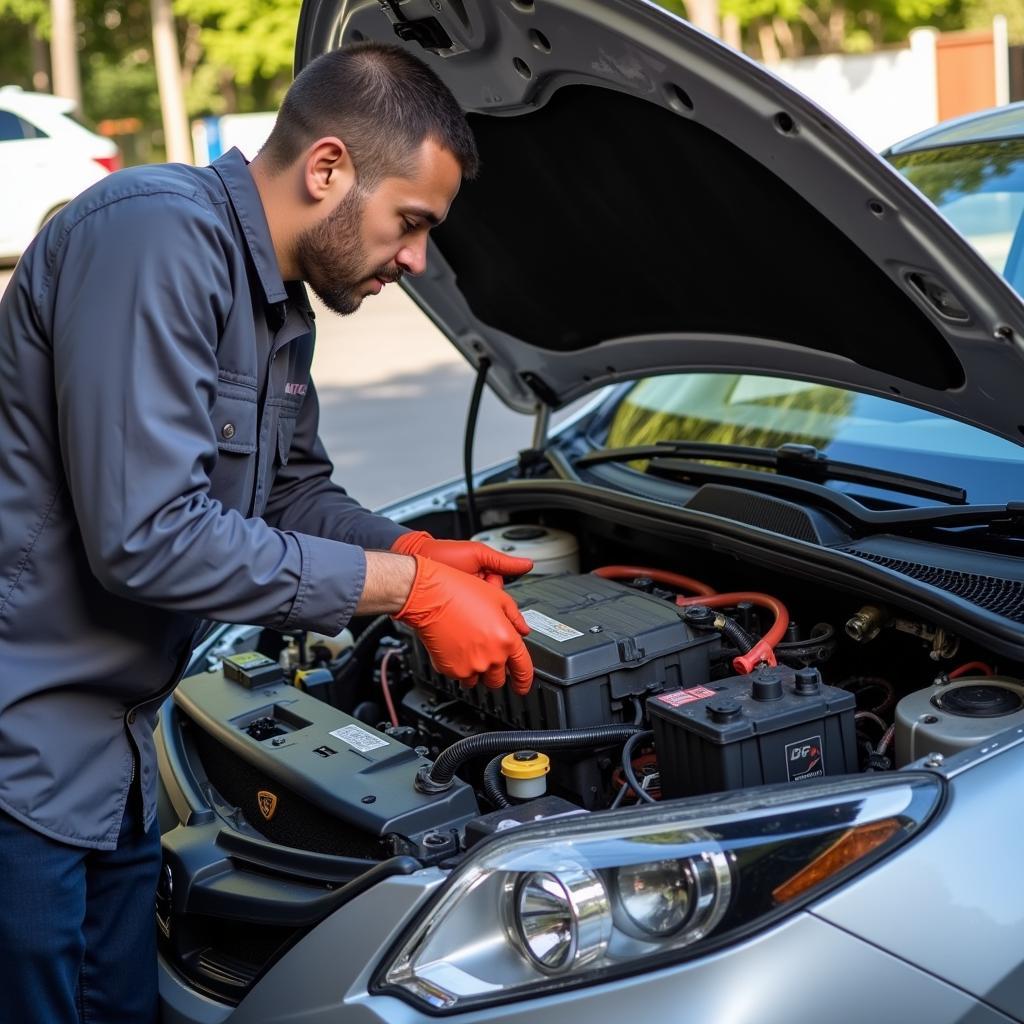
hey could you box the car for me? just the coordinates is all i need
[156,3,1024,1022]
[0,86,120,262]
[883,101,1024,296]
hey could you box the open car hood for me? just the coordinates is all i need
[296,0,1024,445]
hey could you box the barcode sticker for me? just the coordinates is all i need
[522,609,584,642]
[329,724,389,752]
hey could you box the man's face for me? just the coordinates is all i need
[296,137,462,315]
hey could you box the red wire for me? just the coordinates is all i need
[591,565,788,674]
[592,565,717,597]
[949,661,994,679]
[380,650,400,727]
[675,592,790,674]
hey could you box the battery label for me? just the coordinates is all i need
[329,724,389,752]
[522,609,584,642]
[785,735,824,781]
[657,686,717,708]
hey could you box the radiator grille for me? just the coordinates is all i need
[843,548,1024,622]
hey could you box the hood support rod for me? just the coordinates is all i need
[532,403,550,451]
[463,357,491,536]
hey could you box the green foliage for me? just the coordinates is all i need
[0,0,47,34]
[964,0,1024,43]
[0,0,1016,166]
[174,0,298,90]
[0,0,299,160]
[672,0,968,55]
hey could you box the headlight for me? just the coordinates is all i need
[376,774,941,1012]
[513,865,610,972]
[613,851,729,939]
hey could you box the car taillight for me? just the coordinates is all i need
[93,153,122,173]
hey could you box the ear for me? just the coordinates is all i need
[302,137,356,202]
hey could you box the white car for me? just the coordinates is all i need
[0,87,120,262]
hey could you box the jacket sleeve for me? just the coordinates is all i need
[47,192,367,635]
[262,378,410,550]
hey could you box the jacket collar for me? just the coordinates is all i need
[211,147,288,305]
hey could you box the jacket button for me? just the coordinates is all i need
[221,423,236,440]
[127,710,136,724]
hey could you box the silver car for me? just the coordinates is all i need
[158,3,1024,1022]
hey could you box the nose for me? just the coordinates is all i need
[396,237,428,277]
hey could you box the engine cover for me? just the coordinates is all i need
[403,573,721,730]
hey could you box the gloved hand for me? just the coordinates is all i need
[392,530,533,586]
[395,555,534,694]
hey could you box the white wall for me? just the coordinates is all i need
[772,28,939,151]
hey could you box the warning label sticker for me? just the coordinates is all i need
[329,725,389,752]
[785,735,824,781]
[657,686,717,708]
[522,609,584,642]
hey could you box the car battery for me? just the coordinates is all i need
[649,665,858,798]
[400,573,721,730]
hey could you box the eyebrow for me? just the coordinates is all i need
[402,205,443,228]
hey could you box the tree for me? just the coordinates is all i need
[659,0,968,59]
[50,0,81,107]
[173,0,299,113]
[151,0,190,161]
[0,0,49,88]
[0,0,297,161]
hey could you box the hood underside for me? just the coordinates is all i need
[296,0,1024,445]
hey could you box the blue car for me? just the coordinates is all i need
[158,3,1024,1022]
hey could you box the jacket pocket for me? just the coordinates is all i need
[277,412,298,466]
[213,385,257,455]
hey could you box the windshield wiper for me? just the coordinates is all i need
[575,441,967,505]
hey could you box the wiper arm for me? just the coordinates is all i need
[575,441,967,505]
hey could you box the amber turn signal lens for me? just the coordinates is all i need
[772,817,903,905]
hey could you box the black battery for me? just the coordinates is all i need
[649,665,858,798]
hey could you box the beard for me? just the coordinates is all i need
[294,187,401,315]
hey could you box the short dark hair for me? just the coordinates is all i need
[260,41,478,184]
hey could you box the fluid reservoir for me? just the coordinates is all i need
[894,675,1024,766]
[471,525,579,575]
[501,751,550,800]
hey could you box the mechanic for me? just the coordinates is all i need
[0,42,533,1023]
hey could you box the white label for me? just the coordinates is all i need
[522,608,584,642]
[329,724,389,752]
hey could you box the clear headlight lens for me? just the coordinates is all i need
[377,774,941,1012]
[513,865,610,972]
[613,851,728,938]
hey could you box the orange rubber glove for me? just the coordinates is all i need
[395,555,534,694]
[391,531,533,587]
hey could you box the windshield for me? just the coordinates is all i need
[888,138,1024,294]
[600,373,1024,506]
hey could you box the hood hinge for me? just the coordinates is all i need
[520,371,559,408]
[378,0,468,56]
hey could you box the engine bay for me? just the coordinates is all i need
[174,514,1024,868]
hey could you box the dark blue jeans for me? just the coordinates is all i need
[0,788,160,1023]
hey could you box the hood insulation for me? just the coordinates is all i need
[432,85,964,392]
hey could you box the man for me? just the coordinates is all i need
[0,41,533,1022]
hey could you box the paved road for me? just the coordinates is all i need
[1,269,540,510]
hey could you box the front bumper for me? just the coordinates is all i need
[159,869,1002,1024]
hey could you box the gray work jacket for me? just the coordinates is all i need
[0,148,407,849]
